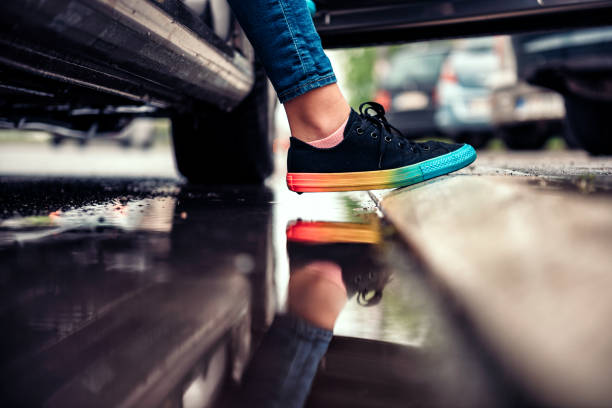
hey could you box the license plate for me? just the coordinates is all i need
[515,93,565,120]
[393,91,429,111]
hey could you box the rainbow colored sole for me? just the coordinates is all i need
[286,220,382,245]
[287,144,476,192]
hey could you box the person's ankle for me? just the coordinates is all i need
[288,107,350,143]
[284,84,351,143]
[306,116,347,148]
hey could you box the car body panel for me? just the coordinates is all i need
[492,82,565,126]
[313,0,612,48]
[377,45,450,137]
[513,26,612,100]
[435,39,505,134]
[0,0,254,112]
[386,108,440,136]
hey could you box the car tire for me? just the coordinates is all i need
[119,138,132,149]
[171,62,274,184]
[51,135,63,147]
[455,131,492,149]
[562,119,581,150]
[500,123,549,150]
[564,95,612,155]
[141,140,154,150]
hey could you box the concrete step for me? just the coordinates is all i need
[371,173,612,408]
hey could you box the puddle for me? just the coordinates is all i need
[0,197,177,246]
[285,218,431,348]
[0,179,515,407]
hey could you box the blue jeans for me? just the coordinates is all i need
[239,314,333,407]
[227,0,337,103]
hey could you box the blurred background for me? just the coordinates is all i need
[308,33,576,152]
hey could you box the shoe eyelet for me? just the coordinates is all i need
[384,136,392,142]
[371,132,378,139]
[356,127,364,135]
[423,145,430,151]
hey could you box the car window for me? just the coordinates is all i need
[383,51,448,89]
[458,37,495,52]
[522,26,612,53]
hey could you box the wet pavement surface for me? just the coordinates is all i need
[0,179,268,407]
[0,175,514,407]
[373,152,612,408]
[1,145,611,407]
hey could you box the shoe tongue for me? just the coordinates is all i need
[344,109,361,137]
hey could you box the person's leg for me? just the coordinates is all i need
[238,261,346,407]
[227,0,350,143]
[228,0,477,192]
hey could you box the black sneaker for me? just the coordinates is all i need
[286,102,476,192]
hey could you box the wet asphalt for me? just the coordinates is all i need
[1,142,611,407]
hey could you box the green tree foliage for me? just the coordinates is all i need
[342,47,377,107]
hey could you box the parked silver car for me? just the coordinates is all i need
[375,44,451,138]
[434,37,510,148]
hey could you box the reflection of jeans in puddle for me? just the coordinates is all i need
[237,220,387,406]
[240,314,332,408]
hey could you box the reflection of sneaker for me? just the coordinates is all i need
[286,102,476,193]
[286,220,381,245]
[286,220,388,306]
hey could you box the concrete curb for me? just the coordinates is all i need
[370,174,612,408]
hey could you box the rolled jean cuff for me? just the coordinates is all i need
[274,313,334,341]
[277,73,337,104]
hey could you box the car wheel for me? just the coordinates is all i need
[141,140,154,150]
[500,123,549,150]
[50,134,63,147]
[171,62,274,184]
[562,119,581,150]
[564,95,612,155]
[119,138,132,149]
[455,132,492,149]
